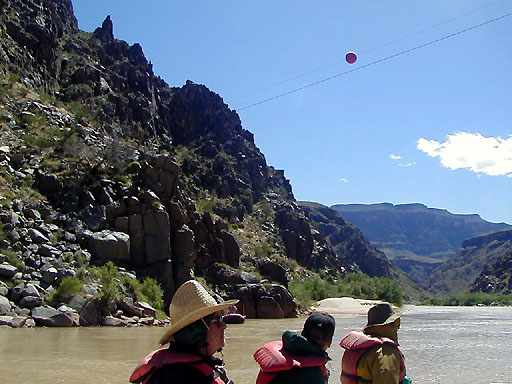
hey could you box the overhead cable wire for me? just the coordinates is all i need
[235,12,511,112]
[229,0,507,103]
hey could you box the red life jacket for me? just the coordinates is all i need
[254,340,329,384]
[129,348,227,384]
[339,331,405,384]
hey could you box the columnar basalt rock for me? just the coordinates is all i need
[0,0,376,327]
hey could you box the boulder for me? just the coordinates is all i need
[240,271,259,284]
[102,315,125,326]
[221,283,297,319]
[38,244,61,258]
[0,315,31,328]
[28,228,49,244]
[10,283,24,302]
[119,297,144,317]
[137,301,156,318]
[31,306,74,327]
[0,263,17,278]
[19,295,44,308]
[79,301,100,326]
[57,305,80,326]
[205,263,244,286]
[218,231,240,268]
[257,296,284,319]
[42,267,58,284]
[268,284,297,318]
[56,268,76,282]
[21,283,42,298]
[0,295,11,314]
[259,259,288,286]
[82,205,107,231]
[0,282,8,296]
[88,230,130,264]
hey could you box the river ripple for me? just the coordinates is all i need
[0,306,510,383]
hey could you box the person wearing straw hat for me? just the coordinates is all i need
[339,303,412,384]
[130,280,239,384]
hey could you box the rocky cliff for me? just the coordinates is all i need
[423,228,511,296]
[299,202,427,301]
[331,203,510,282]
[0,0,364,327]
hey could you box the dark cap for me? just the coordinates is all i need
[303,311,335,340]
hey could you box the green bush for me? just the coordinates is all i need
[6,250,25,272]
[254,243,273,258]
[122,275,164,311]
[92,261,120,304]
[55,276,82,299]
[139,277,164,310]
[290,272,404,309]
[113,174,127,184]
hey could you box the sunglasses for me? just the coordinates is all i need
[212,315,225,327]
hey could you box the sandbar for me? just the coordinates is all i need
[311,297,387,315]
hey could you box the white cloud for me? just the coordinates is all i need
[417,132,512,177]
[389,154,402,160]
[339,178,349,183]
[398,162,416,167]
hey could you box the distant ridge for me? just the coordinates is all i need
[330,203,510,283]
[299,201,427,301]
[424,228,512,296]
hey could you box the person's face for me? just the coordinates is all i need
[204,311,227,356]
[394,318,401,331]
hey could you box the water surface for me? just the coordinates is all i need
[0,306,510,383]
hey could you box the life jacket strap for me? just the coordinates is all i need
[341,370,372,383]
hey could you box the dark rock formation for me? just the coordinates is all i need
[0,0,409,325]
[470,252,511,295]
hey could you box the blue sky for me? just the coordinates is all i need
[72,0,512,224]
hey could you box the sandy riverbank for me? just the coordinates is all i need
[311,297,388,315]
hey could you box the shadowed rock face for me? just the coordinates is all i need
[425,228,512,296]
[298,201,427,301]
[0,0,365,321]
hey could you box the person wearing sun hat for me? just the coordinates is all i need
[130,280,239,384]
[339,302,412,384]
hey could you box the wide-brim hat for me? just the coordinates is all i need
[364,303,404,331]
[159,280,238,345]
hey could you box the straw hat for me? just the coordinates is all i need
[364,303,404,331]
[159,280,238,345]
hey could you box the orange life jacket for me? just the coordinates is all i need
[254,341,329,384]
[129,348,227,384]
[340,331,405,384]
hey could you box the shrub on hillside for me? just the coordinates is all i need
[92,261,120,305]
[55,276,82,299]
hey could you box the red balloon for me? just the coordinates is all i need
[346,52,357,64]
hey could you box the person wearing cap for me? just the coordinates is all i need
[339,302,410,384]
[253,311,336,384]
[129,280,239,384]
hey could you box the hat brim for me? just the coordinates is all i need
[364,308,404,331]
[159,299,239,345]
